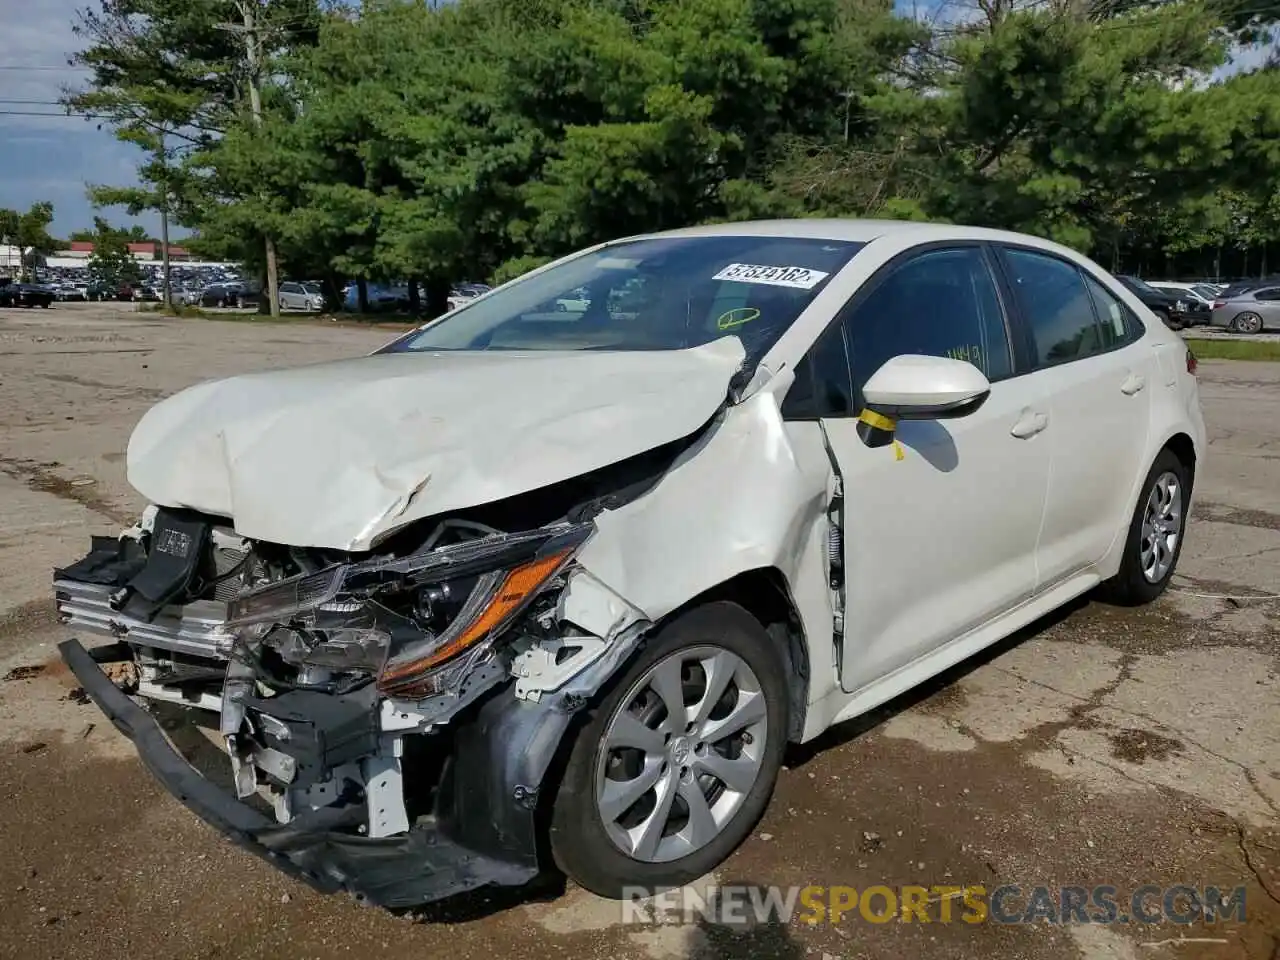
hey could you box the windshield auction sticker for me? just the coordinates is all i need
[713,263,831,289]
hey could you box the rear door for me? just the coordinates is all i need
[788,244,1053,692]
[1252,287,1280,329]
[995,247,1154,587]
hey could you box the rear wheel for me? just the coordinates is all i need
[549,602,788,898]
[1101,449,1190,605]
[1231,312,1263,334]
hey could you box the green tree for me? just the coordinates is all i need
[85,217,144,289]
[0,202,59,280]
[67,0,326,307]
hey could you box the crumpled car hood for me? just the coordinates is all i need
[126,338,746,551]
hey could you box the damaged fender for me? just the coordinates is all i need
[567,380,840,733]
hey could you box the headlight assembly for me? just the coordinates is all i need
[225,522,593,698]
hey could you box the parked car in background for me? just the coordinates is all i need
[54,283,86,302]
[200,282,261,308]
[1115,275,1196,328]
[1217,276,1280,301]
[1150,281,1217,309]
[82,280,114,302]
[57,220,1204,908]
[555,286,592,312]
[1209,286,1280,334]
[279,281,325,312]
[0,279,55,308]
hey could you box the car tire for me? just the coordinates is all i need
[1100,448,1191,606]
[1230,312,1263,334]
[549,601,788,899]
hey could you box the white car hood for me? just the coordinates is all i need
[126,338,745,550]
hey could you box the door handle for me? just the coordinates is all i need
[1121,373,1146,396]
[1010,411,1049,439]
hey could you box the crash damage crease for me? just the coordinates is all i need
[124,338,748,551]
[54,337,846,907]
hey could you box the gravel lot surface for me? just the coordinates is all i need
[1,302,1277,960]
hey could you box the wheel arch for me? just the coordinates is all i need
[1100,429,1200,580]
[1162,431,1197,492]
[656,567,811,744]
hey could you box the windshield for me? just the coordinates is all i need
[383,235,863,363]
[1191,284,1218,300]
[301,282,322,295]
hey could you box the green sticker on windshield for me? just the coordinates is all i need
[717,307,761,330]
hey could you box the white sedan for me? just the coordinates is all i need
[55,219,1205,906]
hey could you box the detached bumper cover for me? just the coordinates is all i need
[58,639,540,908]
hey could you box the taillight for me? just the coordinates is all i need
[1186,348,1198,375]
[1212,300,1224,309]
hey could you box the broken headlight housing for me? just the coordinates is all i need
[225,522,592,698]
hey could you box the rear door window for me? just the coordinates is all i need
[1082,273,1144,349]
[1001,248,1105,368]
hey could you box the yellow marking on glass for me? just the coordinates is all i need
[716,307,761,330]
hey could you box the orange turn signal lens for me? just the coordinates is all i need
[378,548,573,688]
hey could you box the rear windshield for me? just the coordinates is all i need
[382,235,864,367]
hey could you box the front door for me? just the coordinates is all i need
[812,246,1053,692]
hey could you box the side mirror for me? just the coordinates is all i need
[858,354,991,448]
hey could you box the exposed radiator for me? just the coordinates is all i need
[54,578,231,660]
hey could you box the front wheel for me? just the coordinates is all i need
[549,602,788,898]
[1230,312,1263,334]
[1101,449,1190,605]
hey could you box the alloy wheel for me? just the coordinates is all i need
[594,645,768,864]
[1233,312,1263,334]
[1140,470,1182,583]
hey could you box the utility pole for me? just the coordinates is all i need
[840,91,854,144]
[158,136,173,309]
[233,0,281,317]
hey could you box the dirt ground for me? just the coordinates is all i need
[0,302,1277,960]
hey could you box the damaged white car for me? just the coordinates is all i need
[57,220,1206,907]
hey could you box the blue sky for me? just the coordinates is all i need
[0,0,1275,240]
[0,0,169,237]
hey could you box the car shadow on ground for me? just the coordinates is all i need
[784,593,1090,769]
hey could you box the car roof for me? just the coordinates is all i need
[627,218,1084,254]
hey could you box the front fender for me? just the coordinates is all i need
[567,393,838,711]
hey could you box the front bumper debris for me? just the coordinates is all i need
[59,639,539,908]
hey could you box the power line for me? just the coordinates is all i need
[0,110,106,118]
